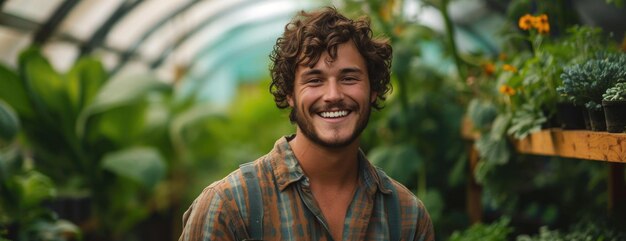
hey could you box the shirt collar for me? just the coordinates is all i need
[270,135,391,195]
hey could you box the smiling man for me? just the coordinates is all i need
[179,7,434,241]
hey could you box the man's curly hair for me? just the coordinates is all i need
[269,6,392,110]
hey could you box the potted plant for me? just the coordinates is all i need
[557,53,626,131]
[552,26,604,130]
[602,82,626,133]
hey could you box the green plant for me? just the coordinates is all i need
[0,46,174,240]
[603,82,626,101]
[498,26,607,139]
[448,217,513,241]
[517,221,626,241]
[0,101,81,241]
[557,52,626,110]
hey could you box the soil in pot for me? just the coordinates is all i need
[602,100,626,133]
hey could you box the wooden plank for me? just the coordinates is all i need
[608,163,626,214]
[461,117,480,140]
[514,129,626,163]
[461,118,626,163]
[466,143,483,224]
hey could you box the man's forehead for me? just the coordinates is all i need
[301,46,364,69]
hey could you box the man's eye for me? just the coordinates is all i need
[307,79,322,83]
[343,77,358,82]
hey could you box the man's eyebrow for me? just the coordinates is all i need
[340,67,364,74]
[301,69,323,77]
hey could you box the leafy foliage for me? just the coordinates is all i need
[0,103,80,241]
[517,221,626,241]
[448,217,513,241]
[0,46,178,240]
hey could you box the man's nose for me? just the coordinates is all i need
[323,79,344,102]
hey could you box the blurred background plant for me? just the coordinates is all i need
[1,99,81,241]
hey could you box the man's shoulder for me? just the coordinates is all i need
[206,154,272,193]
[374,167,426,210]
[374,168,433,239]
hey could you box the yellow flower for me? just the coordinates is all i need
[503,64,517,73]
[499,85,516,96]
[621,36,626,52]
[482,63,495,76]
[518,14,534,30]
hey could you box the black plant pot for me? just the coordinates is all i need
[582,108,592,130]
[587,108,606,131]
[541,109,559,129]
[555,102,586,129]
[602,100,626,133]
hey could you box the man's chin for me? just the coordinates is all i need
[309,133,358,149]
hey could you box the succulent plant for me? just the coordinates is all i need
[603,82,626,101]
[557,52,626,110]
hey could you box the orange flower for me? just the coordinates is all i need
[482,63,495,76]
[621,36,626,52]
[499,85,516,96]
[534,14,550,34]
[518,14,534,30]
[503,64,517,73]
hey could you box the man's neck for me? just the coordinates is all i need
[288,131,360,187]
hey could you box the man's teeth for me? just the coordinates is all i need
[320,110,349,118]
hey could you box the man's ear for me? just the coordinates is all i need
[287,95,294,107]
[370,91,377,104]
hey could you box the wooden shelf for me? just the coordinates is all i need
[514,129,626,163]
[462,118,626,223]
[461,118,626,163]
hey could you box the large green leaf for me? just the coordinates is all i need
[77,73,171,138]
[101,147,166,188]
[0,64,32,117]
[0,100,20,144]
[18,46,71,123]
[93,101,147,146]
[170,103,225,160]
[66,56,107,114]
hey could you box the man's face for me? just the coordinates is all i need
[288,41,375,148]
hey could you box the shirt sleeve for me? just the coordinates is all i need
[178,186,243,241]
[414,199,435,241]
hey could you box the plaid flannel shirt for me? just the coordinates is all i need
[179,136,434,241]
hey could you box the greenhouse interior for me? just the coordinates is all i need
[1,0,626,240]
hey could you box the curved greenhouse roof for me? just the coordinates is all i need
[4,0,622,105]
[0,0,320,105]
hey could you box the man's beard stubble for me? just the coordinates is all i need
[290,100,371,149]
